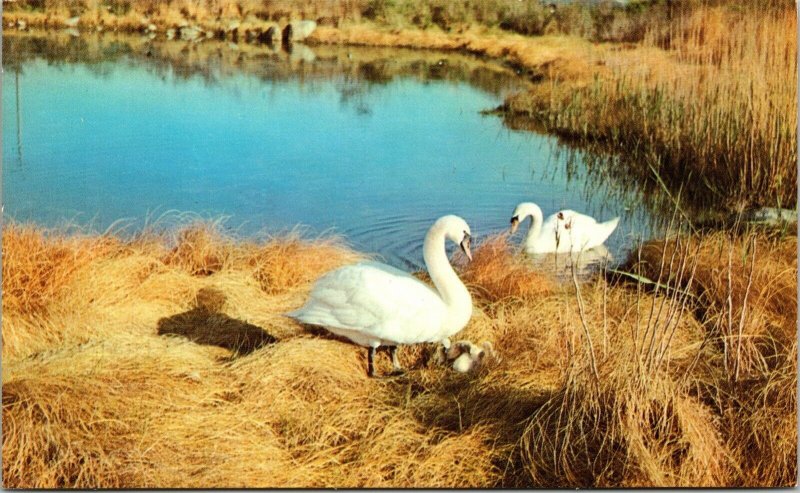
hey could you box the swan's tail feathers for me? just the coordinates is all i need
[604,217,620,233]
[283,307,306,321]
[284,305,328,327]
[600,217,621,242]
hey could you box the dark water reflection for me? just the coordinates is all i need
[3,31,659,270]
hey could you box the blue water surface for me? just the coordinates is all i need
[3,37,651,268]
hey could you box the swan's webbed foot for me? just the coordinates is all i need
[385,369,406,378]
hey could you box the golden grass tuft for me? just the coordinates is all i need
[629,230,797,362]
[2,224,121,315]
[2,223,796,487]
[246,233,362,295]
[461,234,553,303]
[162,223,235,276]
[523,375,731,487]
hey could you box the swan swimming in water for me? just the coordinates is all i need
[509,202,619,254]
[287,215,474,377]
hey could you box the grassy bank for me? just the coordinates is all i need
[2,221,796,487]
[2,0,672,40]
[502,3,797,213]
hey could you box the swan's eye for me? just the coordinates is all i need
[557,212,564,220]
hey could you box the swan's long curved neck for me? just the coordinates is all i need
[423,227,471,316]
[523,204,544,247]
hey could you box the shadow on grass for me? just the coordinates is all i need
[382,359,552,487]
[157,288,276,356]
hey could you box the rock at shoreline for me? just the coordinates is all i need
[179,26,202,41]
[282,20,317,44]
[745,207,797,225]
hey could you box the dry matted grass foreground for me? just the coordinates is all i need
[2,222,796,487]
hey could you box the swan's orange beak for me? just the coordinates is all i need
[460,234,473,262]
[509,216,520,235]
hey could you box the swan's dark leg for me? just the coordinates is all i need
[367,347,376,377]
[389,345,403,372]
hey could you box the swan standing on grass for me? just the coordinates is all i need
[287,215,474,377]
[509,202,619,254]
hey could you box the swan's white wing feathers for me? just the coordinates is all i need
[531,210,617,253]
[289,261,446,346]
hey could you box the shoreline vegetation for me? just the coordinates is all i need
[2,0,798,488]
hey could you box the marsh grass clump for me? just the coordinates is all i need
[628,229,797,367]
[2,222,796,487]
[162,221,235,275]
[460,234,553,303]
[246,232,362,295]
[522,370,732,487]
[623,230,798,487]
[2,224,121,315]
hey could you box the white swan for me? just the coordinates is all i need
[287,215,474,377]
[509,202,619,254]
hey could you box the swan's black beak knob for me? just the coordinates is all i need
[460,233,473,262]
[509,216,520,235]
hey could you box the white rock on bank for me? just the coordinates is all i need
[746,207,797,225]
[282,20,317,43]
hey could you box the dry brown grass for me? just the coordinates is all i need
[624,229,798,487]
[309,25,599,83]
[1,224,121,315]
[460,233,553,303]
[629,229,797,365]
[504,4,797,212]
[2,223,796,487]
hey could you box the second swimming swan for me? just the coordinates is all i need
[509,202,619,254]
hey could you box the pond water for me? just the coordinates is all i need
[2,32,655,270]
